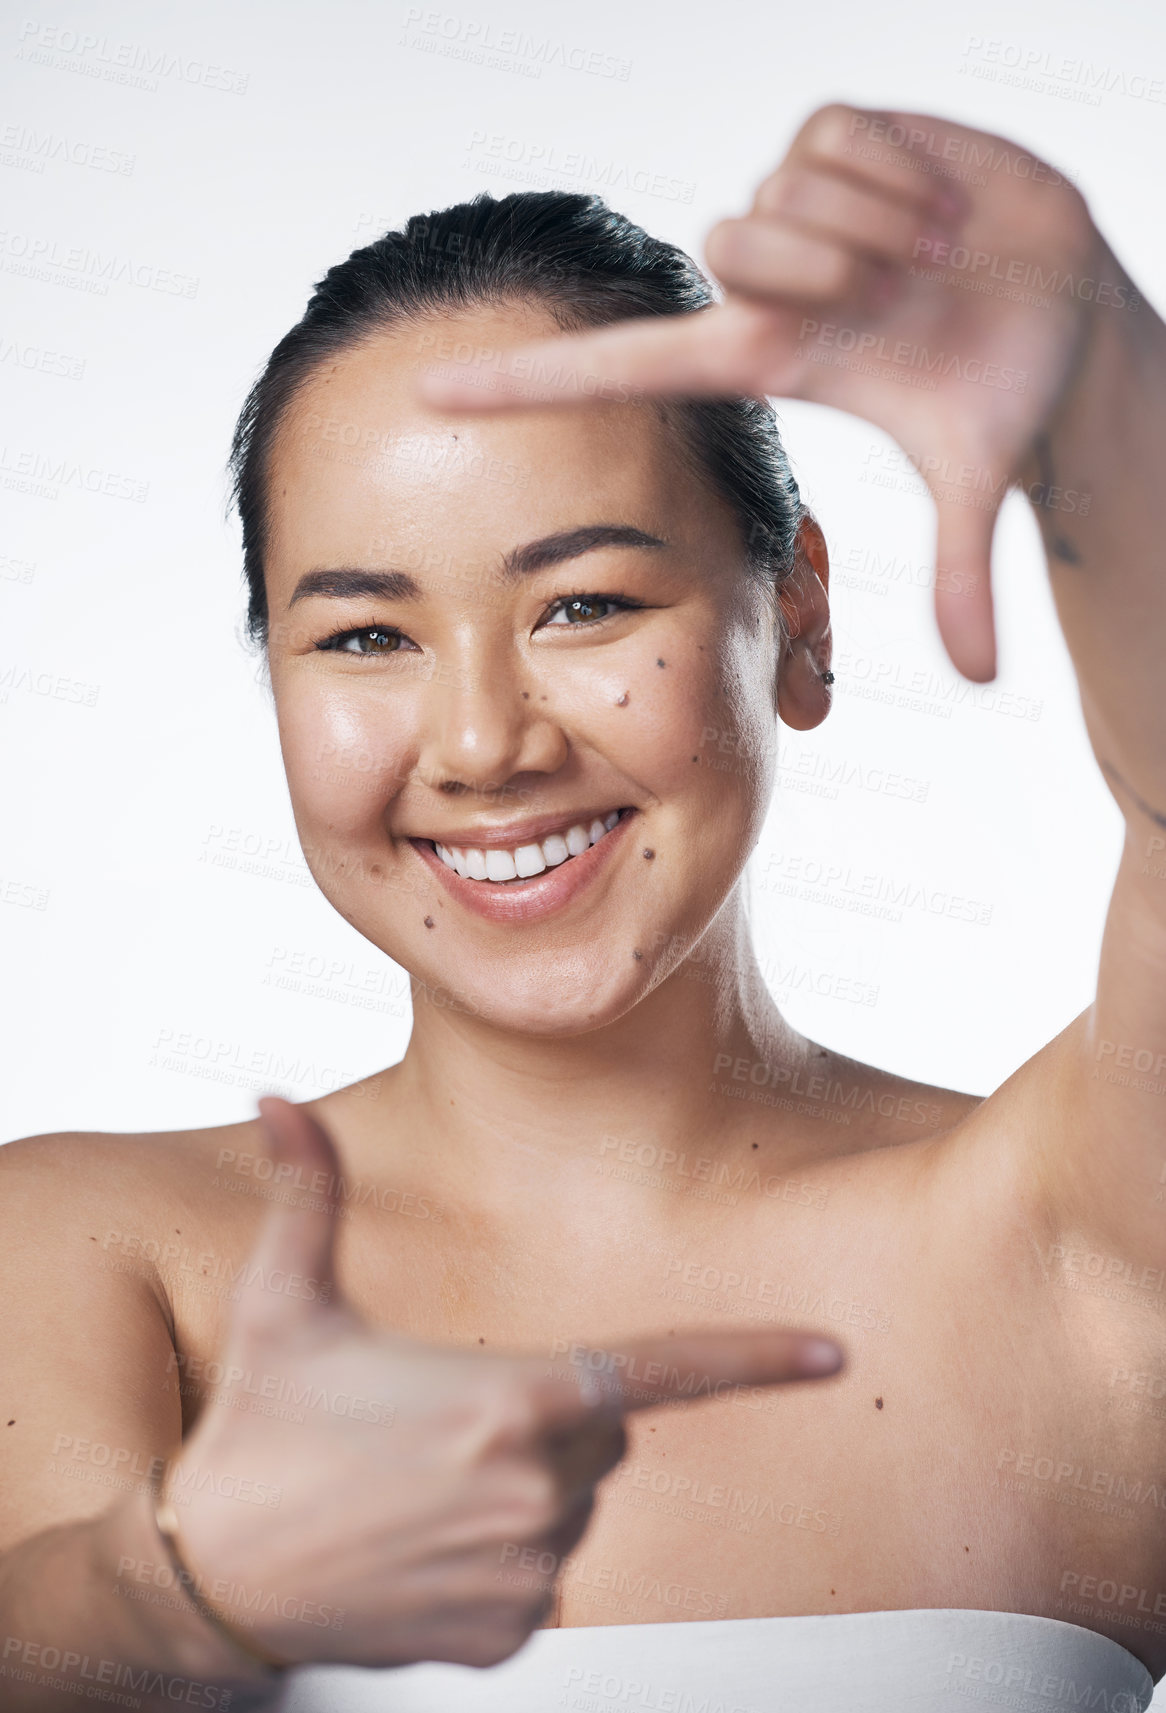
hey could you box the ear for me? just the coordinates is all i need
[775,513,832,733]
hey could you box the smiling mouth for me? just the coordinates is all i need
[426,807,634,884]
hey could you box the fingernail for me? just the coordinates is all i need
[802,1339,844,1373]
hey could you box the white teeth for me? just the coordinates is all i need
[514,843,547,878]
[485,848,517,882]
[432,810,626,884]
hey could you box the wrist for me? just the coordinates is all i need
[95,1483,280,1697]
[1019,236,1163,495]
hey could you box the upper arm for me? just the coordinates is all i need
[1034,823,1166,1275]
[0,1134,182,1555]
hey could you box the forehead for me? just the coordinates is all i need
[264,304,720,588]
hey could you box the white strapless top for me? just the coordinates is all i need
[273,1609,1158,1712]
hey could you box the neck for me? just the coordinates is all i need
[353,895,832,1221]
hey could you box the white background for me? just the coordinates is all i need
[1,0,1162,1146]
[2,2,1164,1702]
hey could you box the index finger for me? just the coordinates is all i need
[536,1326,845,1422]
[413,301,784,413]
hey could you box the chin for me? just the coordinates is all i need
[413,944,657,1038]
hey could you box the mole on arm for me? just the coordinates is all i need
[875,1396,883,1410]
[1031,433,1085,566]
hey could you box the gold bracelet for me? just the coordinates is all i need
[148,1459,289,1675]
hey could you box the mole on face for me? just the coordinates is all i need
[521,691,530,699]
[423,916,435,929]
[632,948,643,960]
[642,848,655,860]
[656,658,666,668]
[616,692,629,707]
[875,1396,884,1410]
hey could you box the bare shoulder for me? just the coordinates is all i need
[0,1113,267,1194]
[0,1115,272,1282]
[796,1036,984,1155]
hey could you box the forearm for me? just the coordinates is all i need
[1017,246,1166,826]
[0,1488,279,1712]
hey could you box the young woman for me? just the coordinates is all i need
[2,102,1163,1713]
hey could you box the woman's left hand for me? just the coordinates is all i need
[419,104,1134,682]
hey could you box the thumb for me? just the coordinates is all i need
[930,487,1001,684]
[226,1095,347,1343]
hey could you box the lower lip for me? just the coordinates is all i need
[409,810,637,925]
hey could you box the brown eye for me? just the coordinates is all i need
[321,625,408,655]
[544,596,622,626]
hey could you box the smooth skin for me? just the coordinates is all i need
[2,102,1164,1703]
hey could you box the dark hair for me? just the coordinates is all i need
[229,191,804,650]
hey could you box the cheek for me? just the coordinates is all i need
[611,623,774,805]
[275,686,413,837]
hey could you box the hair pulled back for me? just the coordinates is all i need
[229,190,804,649]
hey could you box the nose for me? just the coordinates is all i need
[415,643,567,795]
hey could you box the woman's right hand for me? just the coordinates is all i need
[167,1097,844,1671]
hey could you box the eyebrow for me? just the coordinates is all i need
[286,524,667,608]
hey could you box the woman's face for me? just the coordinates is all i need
[263,302,800,1036]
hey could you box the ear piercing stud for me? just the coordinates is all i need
[820,670,835,685]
